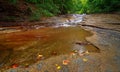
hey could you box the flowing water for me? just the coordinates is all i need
[0,15,100,69]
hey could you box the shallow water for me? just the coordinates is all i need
[0,26,100,68]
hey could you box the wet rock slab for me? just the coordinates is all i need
[0,13,120,72]
[83,14,120,31]
[83,14,120,72]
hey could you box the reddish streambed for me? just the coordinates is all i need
[0,26,99,69]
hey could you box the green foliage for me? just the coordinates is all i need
[75,0,120,13]
[25,0,40,4]
[8,0,120,21]
[29,10,41,21]
[9,0,17,4]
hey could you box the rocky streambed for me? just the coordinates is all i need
[0,14,120,72]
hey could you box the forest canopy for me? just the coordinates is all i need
[1,0,120,21]
[9,0,120,14]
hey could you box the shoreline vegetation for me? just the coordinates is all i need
[0,0,119,22]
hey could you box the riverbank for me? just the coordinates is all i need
[0,13,120,72]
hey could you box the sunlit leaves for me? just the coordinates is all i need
[9,0,120,18]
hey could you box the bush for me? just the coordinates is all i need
[8,0,120,21]
[76,0,120,13]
